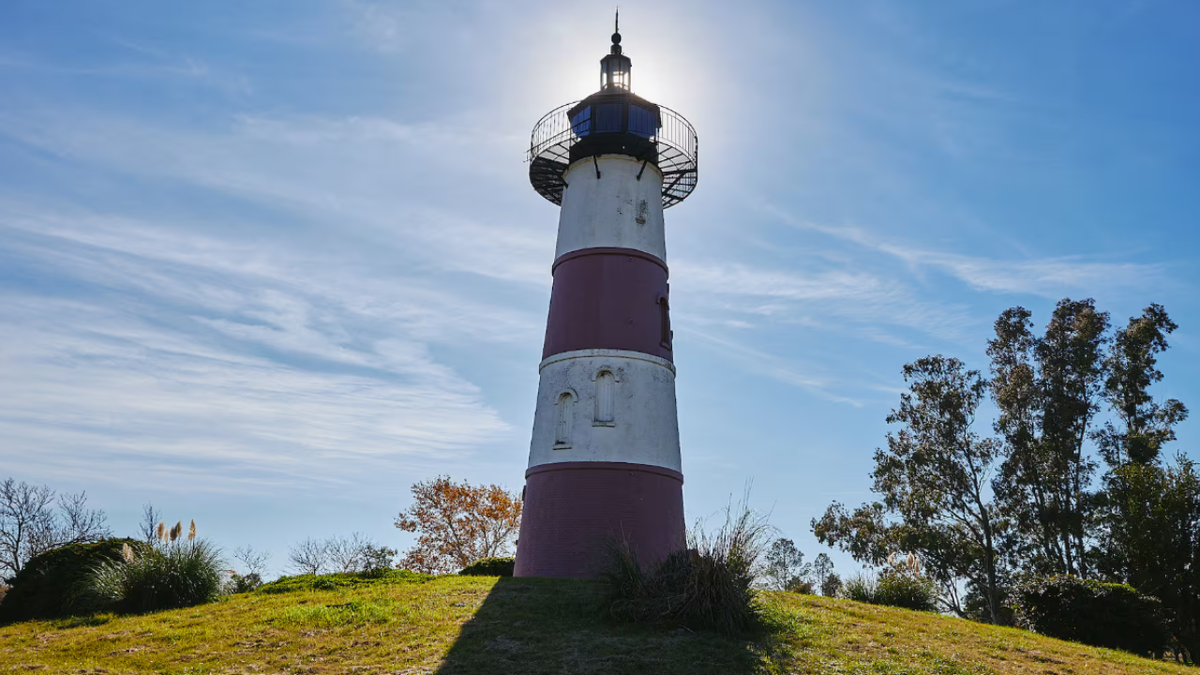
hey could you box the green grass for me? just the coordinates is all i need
[0,574,1191,674]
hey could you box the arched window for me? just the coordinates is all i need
[555,392,574,447]
[594,371,615,426]
[659,296,672,349]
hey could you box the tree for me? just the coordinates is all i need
[1095,304,1188,467]
[0,478,110,579]
[1092,305,1196,657]
[988,299,1109,577]
[138,502,163,545]
[394,476,522,574]
[1099,456,1200,659]
[814,356,1007,622]
[813,553,835,596]
[288,537,328,575]
[821,572,843,598]
[359,543,398,574]
[234,545,272,578]
[327,532,384,573]
[761,538,812,591]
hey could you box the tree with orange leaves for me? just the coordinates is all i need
[394,476,522,574]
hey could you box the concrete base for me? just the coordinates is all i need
[514,461,686,578]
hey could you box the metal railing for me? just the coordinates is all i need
[527,100,699,208]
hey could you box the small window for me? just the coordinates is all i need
[594,371,615,426]
[659,297,672,349]
[555,392,574,446]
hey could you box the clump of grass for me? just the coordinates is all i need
[841,560,937,612]
[81,519,224,613]
[268,598,407,628]
[601,494,773,635]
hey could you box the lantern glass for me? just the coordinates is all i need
[571,106,591,137]
[629,105,657,138]
[600,55,631,91]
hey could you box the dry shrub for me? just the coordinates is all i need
[601,495,772,635]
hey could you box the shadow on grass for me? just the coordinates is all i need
[433,577,775,675]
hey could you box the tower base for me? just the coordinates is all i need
[514,461,685,578]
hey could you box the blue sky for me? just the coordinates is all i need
[2,0,1198,579]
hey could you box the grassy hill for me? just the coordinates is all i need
[0,573,1190,674]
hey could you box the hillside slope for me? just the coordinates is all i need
[0,574,1189,674]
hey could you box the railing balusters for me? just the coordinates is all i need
[529,101,697,207]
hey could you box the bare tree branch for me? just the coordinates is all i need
[233,545,272,577]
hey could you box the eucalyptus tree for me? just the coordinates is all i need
[815,356,1007,622]
[988,299,1109,577]
[1094,305,1196,656]
[1095,303,1188,467]
[762,538,812,591]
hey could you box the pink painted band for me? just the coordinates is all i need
[515,460,687,578]
[542,250,672,361]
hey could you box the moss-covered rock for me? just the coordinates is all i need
[0,538,151,624]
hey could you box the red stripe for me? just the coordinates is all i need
[514,461,686,578]
[542,250,672,361]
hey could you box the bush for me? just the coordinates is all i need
[82,540,225,614]
[360,544,398,576]
[875,569,937,611]
[0,538,150,623]
[1010,575,1169,657]
[226,573,263,594]
[821,572,843,598]
[788,580,815,594]
[601,498,771,635]
[841,569,937,612]
[841,574,877,603]
[459,557,515,577]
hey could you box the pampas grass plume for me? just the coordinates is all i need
[122,542,135,563]
[156,521,167,543]
[171,521,182,542]
[188,519,197,541]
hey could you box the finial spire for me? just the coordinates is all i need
[610,7,623,55]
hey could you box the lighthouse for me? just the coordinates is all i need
[515,16,699,578]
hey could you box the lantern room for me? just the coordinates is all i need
[600,22,631,91]
[527,17,699,209]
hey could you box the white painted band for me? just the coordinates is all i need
[528,351,682,472]
[540,348,676,375]
[555,155,668,262]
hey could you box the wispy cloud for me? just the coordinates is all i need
[688,329,867,407]
[761,204,1168,297]
[0,204,536,493]
[0,109,548,285]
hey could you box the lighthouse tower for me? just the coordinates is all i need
[515,17,699,578]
